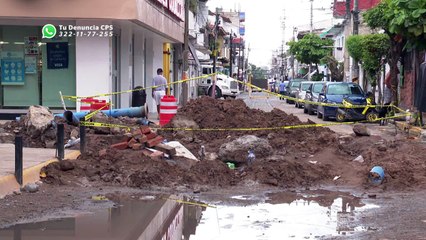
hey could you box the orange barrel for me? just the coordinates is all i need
[91,99,109,110]
[159,95,178,126]
[80,98,93,111]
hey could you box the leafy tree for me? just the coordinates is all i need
[346,34,390,102]
[388,0,426,50]
[288,34,333,74]
[361,34,390,103]
[346,35,364,63]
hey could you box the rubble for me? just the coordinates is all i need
[218,135,272,164]
[353,124,371,136]
[23,106,54,136]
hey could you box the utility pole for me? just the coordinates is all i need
[211,8,220,97]
[292,27,297,79]
[182,0,189,102]
[229,31,233,77]
[352,0,359,81]
[310,0,314,33]
[281,10,286,80]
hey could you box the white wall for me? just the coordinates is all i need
[119,23,132,108]
[75,20,111,111]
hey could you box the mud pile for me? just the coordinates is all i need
[40,97,426,192]
[1,116,77,148]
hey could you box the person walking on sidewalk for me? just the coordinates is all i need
[152,68,167,115]
[279,79,286,100]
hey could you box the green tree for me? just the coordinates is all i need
[347,34,390,102]
[361,34,390,103]
[346,35,364,63]
[288,34,333,75]
[388,0,426,49]
[363,0,426,104]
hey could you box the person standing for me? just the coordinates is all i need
[279,79,286,100]
[152,68,167,115]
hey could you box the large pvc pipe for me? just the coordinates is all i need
[56,105,147,123]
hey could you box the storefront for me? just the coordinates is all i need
[0,0,185,118]
[0,24,76,109]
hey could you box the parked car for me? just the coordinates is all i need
[284,78,304,104]
[304,82,326,115]
[316,82,366,121]
[295,81,314,108]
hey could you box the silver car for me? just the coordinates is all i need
[295,81,315,108]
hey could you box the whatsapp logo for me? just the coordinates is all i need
[42,24,57,39]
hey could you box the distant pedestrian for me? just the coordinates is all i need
[152,68,167,115]
[279,80,286,100]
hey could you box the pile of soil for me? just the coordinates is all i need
[2,116,77,148]
[40,97,426,192]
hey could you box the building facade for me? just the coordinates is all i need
[0,0,185,118]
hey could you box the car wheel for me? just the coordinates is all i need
[366,111,379,123]
[208,86,222,99]
[307,106,314,115]
[230,96,236,99]
[336,111,346,122]
[317,109,323,119]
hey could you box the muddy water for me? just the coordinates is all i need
[0,192,378,240]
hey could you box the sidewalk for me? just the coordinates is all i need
[0,144,80,197]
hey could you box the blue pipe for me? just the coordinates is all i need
[56,106,147,123]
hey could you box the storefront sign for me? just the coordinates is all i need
[24,36,39,55]
[152,0,184,21]
[1,51,25,85]
[47,42,69,69]
[25,56,37,74]
[168,0,184,21]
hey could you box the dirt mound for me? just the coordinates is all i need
[2,116,77,148]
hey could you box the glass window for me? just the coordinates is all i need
[291,81,301,88]
[327,84,363,95]
[301,83,311,91]
[313,83,324,93]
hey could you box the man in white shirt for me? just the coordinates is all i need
[152,68,167,115]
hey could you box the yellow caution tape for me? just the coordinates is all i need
[80,111,410,132]
[91,195,109,201]
[163,198,216,208]
[80,121,131,132]
[235,78,396,109]
[63,73,217,101]
[84,103,111,121]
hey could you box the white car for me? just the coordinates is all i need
[295,81,314,108]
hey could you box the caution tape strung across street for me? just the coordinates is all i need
[79,111,410,133]
[62,73,218,101]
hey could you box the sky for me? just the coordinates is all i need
[207,0,336,67]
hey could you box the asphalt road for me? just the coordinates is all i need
[239,92,397,137]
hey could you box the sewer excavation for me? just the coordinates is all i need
[28,97,426,192]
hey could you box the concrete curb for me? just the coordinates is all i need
[0,151,81,198]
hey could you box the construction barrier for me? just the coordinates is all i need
[159,95,178,126]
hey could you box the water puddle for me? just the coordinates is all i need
[0,191,379,240]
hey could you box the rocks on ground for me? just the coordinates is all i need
[218,135,272,163]
[353,124,371,136]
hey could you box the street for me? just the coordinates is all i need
[240,92,397,137]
